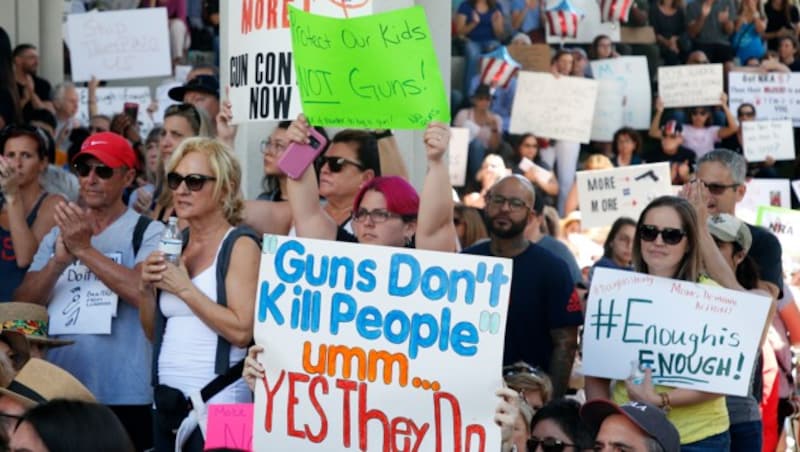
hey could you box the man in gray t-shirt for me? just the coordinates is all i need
[14,132,164,451]
[687,0,737,63]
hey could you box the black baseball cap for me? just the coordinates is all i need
[581,400,680,452]
[168,75,219,101]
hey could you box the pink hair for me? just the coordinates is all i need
[352,176,419,218]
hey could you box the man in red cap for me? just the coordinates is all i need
[14,132,164,451]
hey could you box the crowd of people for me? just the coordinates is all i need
[0,0,796,451]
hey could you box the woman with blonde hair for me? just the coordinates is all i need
[454,203,488,249]
[141,137,259,451]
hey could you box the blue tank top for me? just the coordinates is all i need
[0,193,47,301]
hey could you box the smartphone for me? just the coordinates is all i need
[123,102,139,121]
[278,128,328,180]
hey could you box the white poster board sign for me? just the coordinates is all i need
[584,268,771,396]
[545,0,621,44]
[576,162,673,229]
[792,180,800,201]
[590,56,652,130]
[226,1,383,123]
[756,206,800,258]
[742,120,796,162]
[252,236,511,450]
[48,253,121,335]
[510,71,598,143]
[76,87,153,130]
[67,8,171,82]
[448,127,470,187]
[590,80,624,142]
[728,72,800,127]
[736,178,791,224]
[658,64,723,108]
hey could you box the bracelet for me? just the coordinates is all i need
[659,392,672,412]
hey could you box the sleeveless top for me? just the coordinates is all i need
[0,193,48,301]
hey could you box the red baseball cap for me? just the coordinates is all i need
[72,132,138,169]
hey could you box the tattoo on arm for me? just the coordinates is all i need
[548,326,579,398]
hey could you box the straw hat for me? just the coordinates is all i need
[0,303,74,347]
[0,358,95,407]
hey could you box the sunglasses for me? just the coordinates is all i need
[638,224,686,245]
[166,172,217,191]
[73,161,115,179]
[503,363,545,378]
[697,180,740,195]
[527,437,577,452]
[318,156,365,173]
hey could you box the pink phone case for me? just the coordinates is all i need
[278,129,328,180]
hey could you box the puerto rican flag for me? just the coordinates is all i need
[600,0,633,22]
[479,47,520,89]
[546,0,582,38]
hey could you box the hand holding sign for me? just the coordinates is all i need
[243,344,265,392]
[423,122,450,162]
[625,368,659,406]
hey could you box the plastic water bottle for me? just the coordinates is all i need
[630,361,645,385]
[159,217,182,265]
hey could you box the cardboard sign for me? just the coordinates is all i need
[729,72,800,126]
[75,87,153,130]
[590,80,624,142]
[205,404,254,452]
[590,56,652,130]
[507,44,554,72]
[742,120,796,162]
[288,6,449,129]
[736,178,791,224]
[584,268,772,396]
[48,253,121,335]
[658,64,723,108]
[756,206,800,258]
[67,8,171,82]
[448,127,470,187]
[252,236,512,450]
[545,0,621,44]
[576,162,673,229]
[510,71,598,143]
[226,1,376,123]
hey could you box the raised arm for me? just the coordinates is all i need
[648,97,665,139]
[717,93,739,139]
[549,326,579,398]
[416,123,458,252]
[285,114,337,241]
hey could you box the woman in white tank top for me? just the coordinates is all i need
[141,137,260,452]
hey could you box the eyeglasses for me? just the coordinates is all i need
[319,156,365,173]
[697,180,740,195]
[166,172,217,191]
[352,208,408,224]
[638,224,686,245]
[0,412,22,430]
[485,194,531,211]
[527,437,577,452]
[690,110,709,116]
[260,139,288,155]
[73,161,115,179]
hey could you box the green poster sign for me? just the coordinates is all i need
[289,6,450,130]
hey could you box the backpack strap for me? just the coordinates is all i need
[213,225,260,375]
[132,215,154,257]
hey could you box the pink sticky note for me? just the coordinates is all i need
[204,403,254,451]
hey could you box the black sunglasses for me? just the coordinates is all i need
[318,156,365,173]
[527,437,577,452]
[166,172,217,191]
[638,224,686,245]
[73,161,115,179]
[698,180,740,195]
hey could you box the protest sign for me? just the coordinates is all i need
[510,72,598,143]
[67,8,171,82]
[75,87,153,130]
[590,80,624,142]
[252,236,512,450]
[576,162,672,229]
[508,44,553,72]
[590,56,651,130]
[154,82,182,125]
[545,0,621,44]
[448,127,469,187]
[288,6,449,129]
[48,253,122,335]
[729,72,800,126]
[756,206,800,258]
[658,64,723,108]
[205,404,254,452]
[736,178,791,223]
[742,120,795,162]
[584,268,772,396]
[792,180,800,201]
